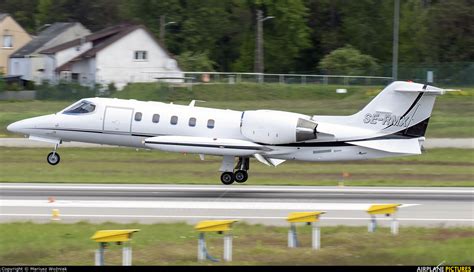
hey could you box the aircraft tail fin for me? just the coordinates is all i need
[353,81,444,137]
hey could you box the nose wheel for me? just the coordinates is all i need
[47,152,60,165]
[46,143,61,165]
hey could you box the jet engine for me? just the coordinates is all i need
[240,110,318,145]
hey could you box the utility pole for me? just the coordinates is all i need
[392,0,400,81]
[254,10,274,82]
[160,15,176,43]
[254,10,264,74]
[160,15,166,42]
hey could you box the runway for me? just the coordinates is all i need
[1,183,473,227]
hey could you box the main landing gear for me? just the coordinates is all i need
[47,143,61,165]
[220,157,249,185]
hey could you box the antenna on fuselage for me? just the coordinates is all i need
[189,100,206,107]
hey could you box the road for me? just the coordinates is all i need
[0,138,473,148]
[1,183,472,227]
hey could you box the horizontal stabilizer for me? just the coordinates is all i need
[395,85,445,95]
[348,138,421,154]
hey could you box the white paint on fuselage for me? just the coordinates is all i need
[8,97,413,162]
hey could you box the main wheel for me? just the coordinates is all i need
[220,172,235,185]
[47,152,60,165]
[234,170,248,183]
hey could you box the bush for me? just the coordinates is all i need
[319,45,380,76]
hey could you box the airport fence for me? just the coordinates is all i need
[144,71,393,86]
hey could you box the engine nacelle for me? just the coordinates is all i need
[240,110,318,145]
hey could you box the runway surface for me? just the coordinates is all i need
[1,138,473,148]
[1,183,472,227]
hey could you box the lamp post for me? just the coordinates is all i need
[160,15,176,43]
[254,10,274,82]
[392,0,400,81]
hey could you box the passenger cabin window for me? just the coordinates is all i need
[152,114,160,123]
[63,101,96,114]
[207,119,215,129]
[170,115,178,125]
[134,112,142,121]
[189,117,196,127]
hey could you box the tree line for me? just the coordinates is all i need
[1,0,473,75]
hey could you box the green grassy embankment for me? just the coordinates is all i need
[0,83,473,138]
[0,222,472,265]
[0,147,472,186]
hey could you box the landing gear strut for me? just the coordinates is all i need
[47,143,61,165]
[234,157,249,183]
[219,156,250,185]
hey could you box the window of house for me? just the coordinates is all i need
[170,115,178,125]
[135,112,142,121]
[207,119,215,129]
[189,117,196,127]
[134,51,148,60]
[2,35,13,48]
[152,114,160,123]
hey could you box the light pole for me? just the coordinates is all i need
[254,10,274,81]
[160,15,176,43]
[392,0,400,81]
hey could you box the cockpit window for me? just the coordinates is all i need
[63,101,96,114]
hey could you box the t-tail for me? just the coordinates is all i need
[354,81,444,137]
[314,81,444,155]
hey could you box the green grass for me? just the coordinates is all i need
[0,222,472,265]
[0,83,473,137]
[0,147,472,186]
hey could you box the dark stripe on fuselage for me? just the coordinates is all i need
[33,127,157,138]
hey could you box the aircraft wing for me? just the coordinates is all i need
[144,136,271,156]
[347,138,421,154]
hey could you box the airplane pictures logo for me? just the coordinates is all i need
[363,112,411,128]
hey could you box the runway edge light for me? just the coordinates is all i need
[367,204,401,235]
[287,211,326,250]
[194,220,238,262]
[91,229,140,266]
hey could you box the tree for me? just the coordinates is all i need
[176,51,216,71]
[318,45,380,75]
[340,0,393,63]
[422,0,474,62]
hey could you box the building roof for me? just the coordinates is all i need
[52,23,177,72]
[0,13,8,22]
[41,23,137,55]
[10,22,78,58]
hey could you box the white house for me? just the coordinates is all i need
[40,24,182,89]
[8,22,90,83]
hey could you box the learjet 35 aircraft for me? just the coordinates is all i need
[7,81,444,184]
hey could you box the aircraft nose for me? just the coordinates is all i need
[7,120,28,133]
[7,120,25,134]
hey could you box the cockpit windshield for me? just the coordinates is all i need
[63,100,96,114]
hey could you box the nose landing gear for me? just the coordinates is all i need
[47,143,61,165]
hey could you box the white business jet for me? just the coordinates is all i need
[7,81,444,184]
